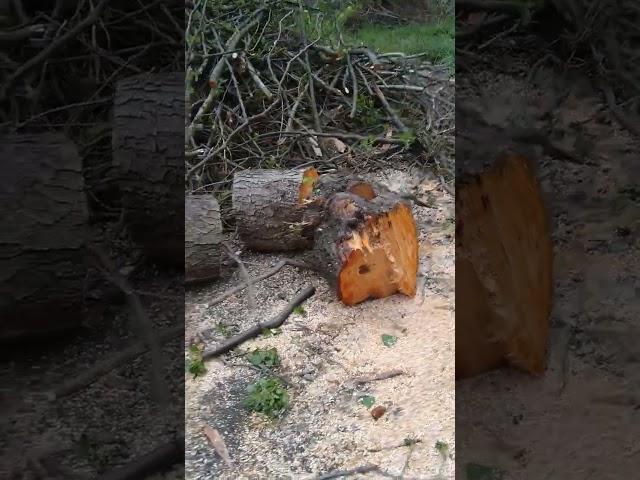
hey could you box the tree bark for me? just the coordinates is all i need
[185,195,223,284]
[309,191,418,306]
[113,72,184,266]
[0,133,88,341]
[231,167,319,251]
[456,153,553,378]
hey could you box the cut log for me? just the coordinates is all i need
[185,195,223,284]
[232,167,319,251]
[310,192,418,306]
[0,133,88,341]
[455,153,553,378]
[113,72,184,266]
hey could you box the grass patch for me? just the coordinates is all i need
[346,19,454,66]
[186,345,206,379]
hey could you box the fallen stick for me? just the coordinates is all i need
[350,369,405,385]
[203,285,316,359]
[367,438,422,453]
[221,242,256,311]
[316,464,382,479]
[206,258,311,308]
[95,437,184,480]
[50,325,183,399]
[89,246,169,407]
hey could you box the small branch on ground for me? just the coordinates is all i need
[88,245,170,407]
[316,464,393,479]
[50,325,182,400]
[221,242,257,311]
[349,369,406,386]
[204,258,312,308]
[203,285,316,359]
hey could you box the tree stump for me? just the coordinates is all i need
[0,133,88,341]
[113,72,184,266]
[310,192,418,306]
[185,195,223,284]
[455,153,553,378]
[232,167,319,251]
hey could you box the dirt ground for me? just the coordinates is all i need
[456,38,640,479]
[185,168,455,479]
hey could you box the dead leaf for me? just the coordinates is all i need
[203,425,232,467]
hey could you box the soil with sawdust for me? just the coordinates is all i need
[455,30,640,480]
[185,168,455,479]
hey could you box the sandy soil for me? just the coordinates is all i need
[185,168,455,479]
[456,44,640,479]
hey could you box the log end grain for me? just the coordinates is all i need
[329,195,418,306]
[456,154,553,378]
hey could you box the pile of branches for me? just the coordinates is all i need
[0,0,183,211]
[456,0,640,135]
[185,0,454,194]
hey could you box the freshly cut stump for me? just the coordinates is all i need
[312,192,418,306]
[456,153,553,378]
[113,72,184,265]
[0,133,88,341]
[185,195,223,284]
[232,167,319,251]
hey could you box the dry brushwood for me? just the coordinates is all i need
[0,2,183,215]
[0,132,88,341]
[185,1,454,195]
[185,195,223,284]
[456,152,553,378]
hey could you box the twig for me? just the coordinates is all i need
[186,97,281,179]
[204,258,311,307]
[350,369,405,385]
[372,83,407,132]
[89,246,169,407]
[203,285,316,359]
[0,0,111,100]
[50,325,182,399]
[246,57,273,99]
[221,242,256,311]
[316,464,383,480]
[368,438,422,453]
[346,53,358,118]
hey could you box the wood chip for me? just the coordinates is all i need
[371,405,386,420]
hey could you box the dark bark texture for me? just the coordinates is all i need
[0,132,88,341]
[232,169,315,251]
[185,195,223,284]
[113,72,184,266]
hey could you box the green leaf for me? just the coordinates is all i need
[359,395,375,408]
[466,463,506,480]
[244,377,289,417]
[435,440,449,456]
[381,334,397,347]
[293,305,306,315]
[247,347,280,368]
